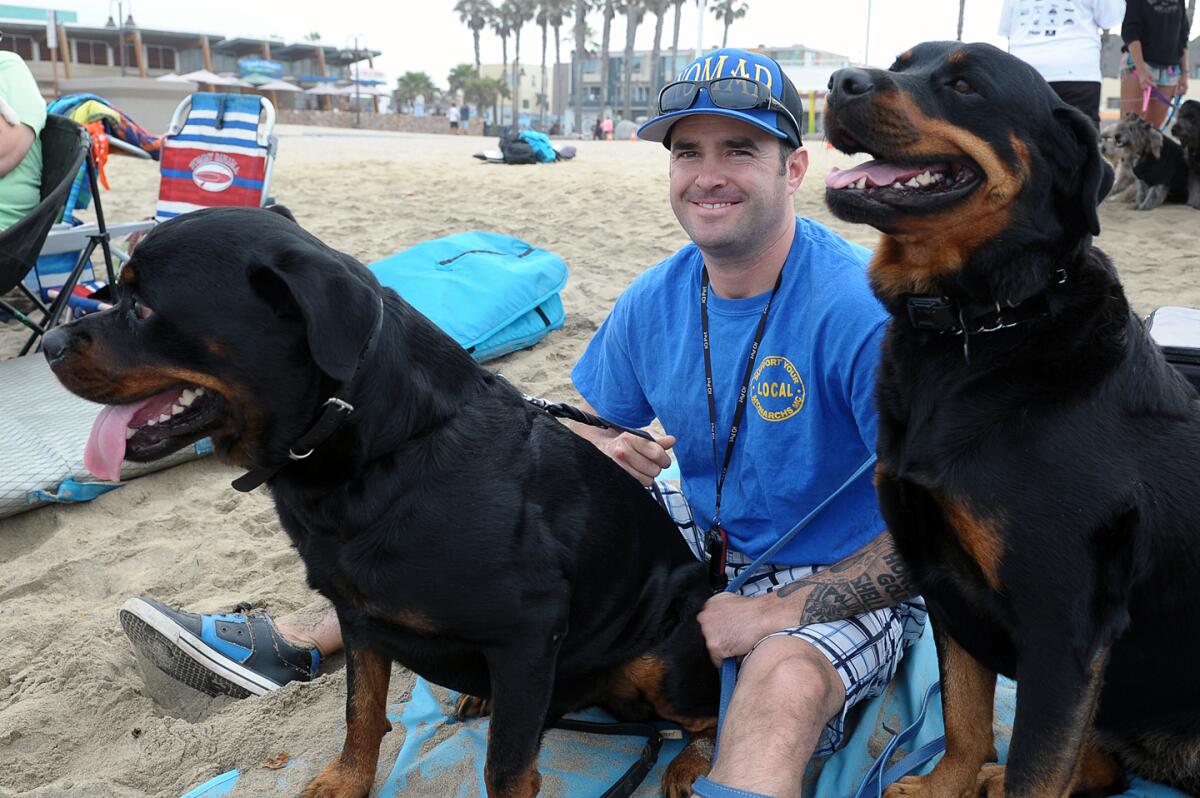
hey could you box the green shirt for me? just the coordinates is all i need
[0,51,45,231]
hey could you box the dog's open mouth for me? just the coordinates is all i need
[85,385,225,480]
[824,158,980,211]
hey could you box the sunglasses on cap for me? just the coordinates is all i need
[657,77,801,142]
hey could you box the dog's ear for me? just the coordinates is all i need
[250,245,381,382]
[1052,106,1113,236]
[265,205,297,224]
[1147,127,1164,159]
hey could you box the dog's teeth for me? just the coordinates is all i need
[126,428,135,439]
[195,387,206,396]
[891,180,903,188]
[171,404,184,415]
[905,177,921,188]
[932,172,944,182]
[181,389,196,406]
[853,177,867,189]
[159,413,171,423]
[916,173,932,186]
[146,418,157,427]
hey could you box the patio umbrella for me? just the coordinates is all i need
[155,73,195,83]
[180,69,252,88]
[304,83,351,95]
[257,79,303,92]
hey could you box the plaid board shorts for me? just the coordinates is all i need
[648,481,928,757]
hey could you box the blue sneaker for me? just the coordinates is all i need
[119,596,320,698]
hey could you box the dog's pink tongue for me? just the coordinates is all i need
[84,403,141,481]
[826,161,925,189]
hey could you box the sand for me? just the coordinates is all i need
[0,125,1197,797]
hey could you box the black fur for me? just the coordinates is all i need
[825,42,1200,796]
[42,206,718,798]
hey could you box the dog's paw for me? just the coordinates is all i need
[975,763,1006,798]
[883,772,980,798]
[454,694,491,720]
[299,755,373,798]
[660,736,713,798]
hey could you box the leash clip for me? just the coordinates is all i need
[324,397,355,414]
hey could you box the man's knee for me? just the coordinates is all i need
[739,636,845,723]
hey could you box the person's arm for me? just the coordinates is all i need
[1121,0,1152,88]
[1094,0,1128,31]
[1180,47,1189,94]
[1128,40,1154,88]
[997,0,1015,40]
[570,398,676,486]
[697,530,918,664]
[0,110,34,177]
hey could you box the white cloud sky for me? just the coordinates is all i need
[59,0,1059,89]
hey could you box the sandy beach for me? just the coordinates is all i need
[1,126,1197,797]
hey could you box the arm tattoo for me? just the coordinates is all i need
[774,532,917,625]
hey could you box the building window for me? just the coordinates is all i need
[75,39,110,65]
[1,34,36,61]
[522,99,529,109]
[146,44,176,70]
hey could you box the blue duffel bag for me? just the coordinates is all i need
[369,231,568,363]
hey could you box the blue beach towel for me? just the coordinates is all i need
[369,232,568,362]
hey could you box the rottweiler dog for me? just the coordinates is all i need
[1169,99,1200,209]
[824,42,1200,797]
[41,206,718,798]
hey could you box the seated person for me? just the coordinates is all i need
[0,45,45,231]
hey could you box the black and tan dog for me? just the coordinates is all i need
[41,207,718,798]
[1170,99,1200,209]
[1112,112,1190,211]
[824,42,1200,797]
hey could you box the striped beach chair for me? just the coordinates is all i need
[156,93,277,221]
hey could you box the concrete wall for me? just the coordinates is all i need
[277,109,481,135]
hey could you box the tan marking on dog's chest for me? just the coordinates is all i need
[940,498,1006,592]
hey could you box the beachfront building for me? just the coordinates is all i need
[477,61,557,129]
[558,43,850,138]
[0,4,380,128]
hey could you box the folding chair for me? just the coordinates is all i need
[0,114,115,355]
[156,92,277,220]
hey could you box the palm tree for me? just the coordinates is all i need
[465,76,510,128]
[710,0,747,48]
[455,0,494,75]
[668,0,685,82]
[599,0,616,110]
[572,0,589,134]
[646,0,669,99]
[956,0,966,41]
[507,0,537,124]
[490,4,513,120]
[617,0,646,121]
[395,71,438,113]
[536,0,571,126]
[448,63,476,98]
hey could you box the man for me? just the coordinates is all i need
[0,39,45,230]
[459,100,470,134]
[998,0,1126,127]
[447,101,460,134]
[121,47,925,798]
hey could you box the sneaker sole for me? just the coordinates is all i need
[119,597,282,698]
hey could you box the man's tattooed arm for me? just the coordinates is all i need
[772,531,918,625]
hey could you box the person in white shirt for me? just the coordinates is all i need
[999,0,1126,126]
[447,102,461,134]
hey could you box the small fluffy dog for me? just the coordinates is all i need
[1112,113,1189,211]
[1100,124,1138,203]
[1169,100,1200,209]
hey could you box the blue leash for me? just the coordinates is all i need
[850,680,944,798]
[713,454,877,757]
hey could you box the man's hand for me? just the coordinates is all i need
[596,432,676,486]
[696,592,790,666]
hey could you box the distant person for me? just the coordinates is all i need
[0,43,45,231]
[593,115,604,140]
[600,115,614,141]
[998,0,1126,127]
[447,102,460,134]
[1121,0,1191,128]
[459,101,470,134]
[549,120,562,136]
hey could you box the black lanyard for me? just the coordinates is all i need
[700,264,784,532]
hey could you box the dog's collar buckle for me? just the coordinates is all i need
[906,295,960,331]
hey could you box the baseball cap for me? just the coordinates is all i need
[637,48,804,148]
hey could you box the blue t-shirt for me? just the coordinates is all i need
[572,217,888,566]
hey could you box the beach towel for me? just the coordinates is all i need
[0,355,210,519]
[369,232,568,362]
[519,130,557,163]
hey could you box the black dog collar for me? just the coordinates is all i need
[904,269,1068,336]
[232,296,385,493]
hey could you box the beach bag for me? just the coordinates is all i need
[519,130,557,163]
[369,232,567,362]
[1147,306,1200,391]
[499,130,537,165]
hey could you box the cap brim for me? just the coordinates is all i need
[637,107,791,146]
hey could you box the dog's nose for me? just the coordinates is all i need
[41,328,71,365]
[829,68,876,99]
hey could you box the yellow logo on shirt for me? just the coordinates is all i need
[751,355,805,422]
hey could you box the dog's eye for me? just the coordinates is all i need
[131,300,154,321]
[950,79,974,94]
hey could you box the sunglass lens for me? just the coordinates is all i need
[660,82,699,113]
[709,77,769,111]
